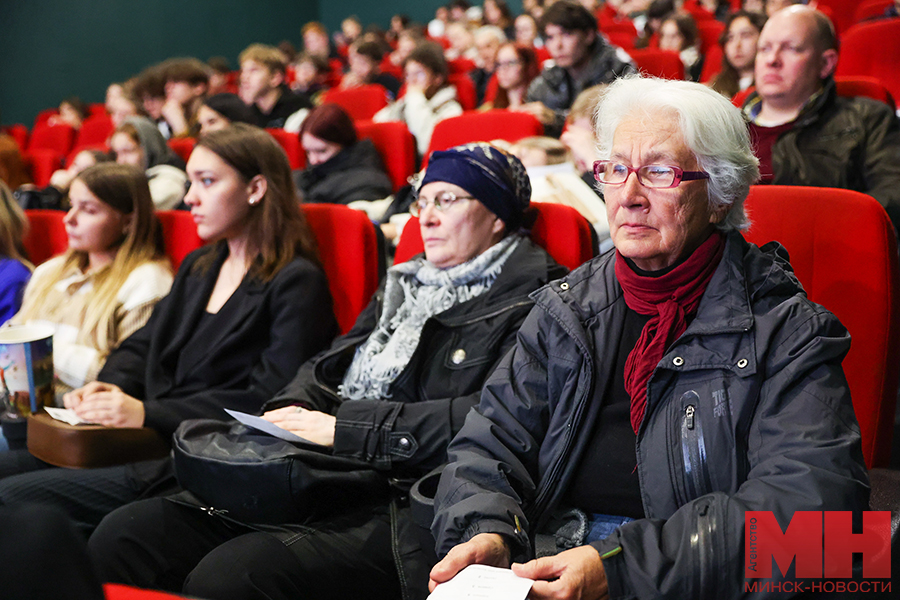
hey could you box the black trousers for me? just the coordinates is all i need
[0,451,176,537]
[89,497,402,600]
[1,504,105,600]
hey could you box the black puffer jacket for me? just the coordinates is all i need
[432,232,869,599]
[744,77,900,231]
[525,38,635,137]
[263,237,566,600]
[293,139,393,205]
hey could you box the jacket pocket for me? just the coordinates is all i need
[680,391,713,502]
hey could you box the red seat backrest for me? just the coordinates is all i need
[25,149,64,188]
[27,123,76,156]
[743,185,900,468]
[166,137,196,165]
[265,129,305,170]
[855,0,894,23]
[301,203,381,334]
[72,114,114,154]
[23,209,68,265]
[155,210,204,271]
[835,20,900,104]
[3,124,28,152]
[32,109,58,129]
[628,48,685,80]
[448,58,477,74]
[424,109,544,161]
[394,202,595,272]
[699,43,723,83]
[815,0,864,36]
[447,74,478,111]
[696,19,724,58]
[355,120,416,193]
[322,86,390,121]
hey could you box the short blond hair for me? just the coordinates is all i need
[239,44,288,75]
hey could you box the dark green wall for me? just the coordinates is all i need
[0,0,529,127]
[0,0,319,126]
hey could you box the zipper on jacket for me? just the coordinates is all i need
[680,403,713,501]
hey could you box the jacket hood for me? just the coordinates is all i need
[124,116,182,170]
[299,139,385,185]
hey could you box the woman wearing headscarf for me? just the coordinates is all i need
[90,143,568,600]
[109,117,188,210]
[293,104,393,204]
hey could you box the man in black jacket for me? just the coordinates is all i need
[522,1,635,137]
[744,5,900,231]
[238,44,311,129]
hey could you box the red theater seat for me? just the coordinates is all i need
[425,110,543,160]
[301,203,381,333]
[266,129,304,170]
[743,186,900,469]
[355,120,416,193]
[23,209,68,265]
[322,86,390,121]
[628,48,685,80]
[835,19,900,105]
[166,137,196,165]
[155,210,204,271]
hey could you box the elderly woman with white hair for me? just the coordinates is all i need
[429,75,869,599]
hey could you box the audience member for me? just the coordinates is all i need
[374,41,464,157]
[560,83,608,178]
[743,0,765,13]
[428,74,868,600]
[160,58,210,138]
[744,6,900,229]
[9,163,172,398]
[444,23,477,62]
[483,0,516,38]
[428,6,451,38]
[302,22,337,62]
[387,13,412,46]
[658,12,703,81]
[205,57,232,96]
[483,43,540,109]
[291,52,331,104]
[89,142,567,600]
[341,39,401,99]
[294,104,392,204]
[106,86,143,127]
[449,0,472,23]
[0,182,31,325]
[335,16,363,53]
[471,26,507,105]
[514,12,544,47]
[636,0,675,48]
[197,93,259,135]
[524,1,635,137]
[0,133,31,190]
[132,66,170,138]
[13,149,113,211]
[0,124,338,535]
[48,97,88,129]
[109,117,188,210]
[239,44,311,129]
[709,10,766,98]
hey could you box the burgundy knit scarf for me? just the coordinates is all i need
[615,232,725,434]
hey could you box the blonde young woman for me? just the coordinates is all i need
[10,163,173,397]
[0,182,31,325]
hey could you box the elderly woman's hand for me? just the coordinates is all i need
[512,545,609,600]
[263,405,337,447]
[429,533,512,592]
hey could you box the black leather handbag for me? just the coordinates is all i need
[172,419,389,525]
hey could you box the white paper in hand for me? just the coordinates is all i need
[224,409,322,445]
[44,406,92,426]
[427,565,533,600]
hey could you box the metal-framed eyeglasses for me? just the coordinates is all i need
[409,191,476,217]
[593,160,710,189]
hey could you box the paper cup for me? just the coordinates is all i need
[0,324,55,417]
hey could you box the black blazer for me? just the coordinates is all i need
[98,243,339,438]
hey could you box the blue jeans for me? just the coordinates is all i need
[585,513,634,543]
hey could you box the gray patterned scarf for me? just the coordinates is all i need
[339,235,522,401]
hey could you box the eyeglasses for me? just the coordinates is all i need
[409,191,475,217]
[496,59,522,70]
[593,161,710,189]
